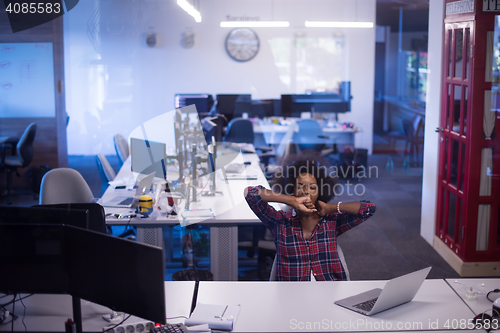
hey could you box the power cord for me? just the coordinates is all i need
[103,313,131,331]
[487,289,500,302]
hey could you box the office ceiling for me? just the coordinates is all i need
[377,0,429,32]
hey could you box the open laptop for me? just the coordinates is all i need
[334,267,431,316]
[102,172,156,208]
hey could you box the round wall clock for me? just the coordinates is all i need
[225,28,260,62]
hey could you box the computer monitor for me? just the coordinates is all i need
[175,94,214,115]
[216,94,251,122]
[0,205,90,230]
[130,137,167,179]
[281,82,352,118]
[65,225,166,325]
[0,224,167,327]
[0,224,69,294]
[201,118,217,145]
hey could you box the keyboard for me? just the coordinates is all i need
[150,323,189,333]
[353,298,378,312]
[225,163,245,173]
[118,197,134,206]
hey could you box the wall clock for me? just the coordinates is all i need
[225,28,260,62]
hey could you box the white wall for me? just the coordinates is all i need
[420,0,444,245]
[63,0,376,155]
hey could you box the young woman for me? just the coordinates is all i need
[244,153,376,281]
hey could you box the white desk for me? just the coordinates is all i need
[445,278,500,315]
[191,280,477,332]
[0,282,195,332]
[101,145,274,281]
[253,118,359,145]
[1,279,483,332]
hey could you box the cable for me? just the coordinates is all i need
[166,316,188,320]
[486,289,500,302]
[19,296,26,332]
[103,313,132,331]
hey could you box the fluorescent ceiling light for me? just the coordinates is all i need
[177,0,201,23]
[305,21,374,28]
[220,21,289,28]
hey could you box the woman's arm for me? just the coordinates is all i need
[316,201,361,216]
[256,188,317,214]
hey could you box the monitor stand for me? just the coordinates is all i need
[72,296,83,333]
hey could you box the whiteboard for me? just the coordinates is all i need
[0,43,56,118]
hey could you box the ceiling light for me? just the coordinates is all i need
[220,21,289,28]
[305,21,374,28]
[177,0,201,23]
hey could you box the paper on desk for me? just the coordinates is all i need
[185,304,241,331]
[180,209,215,226]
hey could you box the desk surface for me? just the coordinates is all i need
[2,279,488,332]
[102,144,274,227]
[445,278,500,316]
[191,280,476,332]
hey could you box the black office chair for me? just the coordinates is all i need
[1,122,37,204]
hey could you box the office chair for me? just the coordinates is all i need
[1,122,37,204]
[224,118,254,144]
[268,242,351,281]
[293,119,335,155]
[39,168,94,205]
[96,153,116,195]
[114,134,129,169]
[402,115,425,166]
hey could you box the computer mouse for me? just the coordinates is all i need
[244,161,251,165]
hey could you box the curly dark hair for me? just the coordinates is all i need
[269,150,339,203]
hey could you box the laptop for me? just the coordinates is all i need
[102,172,156,208]
[334,267,431,316]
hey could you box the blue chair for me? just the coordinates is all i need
[293,119,329,152]
[224,117,254,144]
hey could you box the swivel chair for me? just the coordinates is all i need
[39,168,94,205]
[1,122,37,204]
[224,118,254,144]
[114,134,129,169]
[96,153,116,195]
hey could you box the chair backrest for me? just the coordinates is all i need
[294,119,325,152]
[96,154,116,183]
[39,168,94,205]
[224,118,254,144]
[17,122,37,167]
[114,134,129,166]
[96,154,116,195]
[269,244,350,281]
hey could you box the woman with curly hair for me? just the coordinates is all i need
[244,151,376,281]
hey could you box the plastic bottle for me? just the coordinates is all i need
[386,157,394,174]
[403,156,410,174]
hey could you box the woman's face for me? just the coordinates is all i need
[294,173,319,204]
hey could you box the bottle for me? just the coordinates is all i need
[386,157,394,174]
[403,156,410,174]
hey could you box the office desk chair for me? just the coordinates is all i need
[114,134,129,169]
[268,242,351,281]
[223,117,273,161]
[96,153,116,195]
[39,168,94,205]
[1,122,37,204]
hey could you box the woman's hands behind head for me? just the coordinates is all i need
[293,196,317,215]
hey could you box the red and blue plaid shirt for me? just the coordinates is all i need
[245,185,376,281]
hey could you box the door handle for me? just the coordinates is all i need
[435,127,444,133]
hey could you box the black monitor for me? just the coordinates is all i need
[216,94,251,122]
[175,94,214,115]
[201,118,217,145]
[0,224,166,329]
[281,82,352,118]
[0,205,90,230]
[65,226,166,325]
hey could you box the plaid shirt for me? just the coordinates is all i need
[245,185,376,281]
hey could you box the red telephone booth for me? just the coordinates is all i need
[435,0,500,276]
